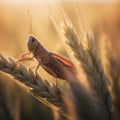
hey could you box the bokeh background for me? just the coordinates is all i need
[0,1,120,120]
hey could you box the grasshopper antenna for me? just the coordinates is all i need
[27,9,32,35]
[11,10,34,71]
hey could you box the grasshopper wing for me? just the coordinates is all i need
[50,52,75,70]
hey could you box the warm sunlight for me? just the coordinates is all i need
[0,1,119,120]
[0,0,58,4]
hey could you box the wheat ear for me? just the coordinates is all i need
[62,22,113,119]
[101,39,120,120]
[0,54,65,107]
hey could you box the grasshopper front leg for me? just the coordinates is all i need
[11,52,34,70]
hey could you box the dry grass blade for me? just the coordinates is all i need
[0,54,66,111]
[62,22,113,119]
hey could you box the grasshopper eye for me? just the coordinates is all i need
[31,38,35,43]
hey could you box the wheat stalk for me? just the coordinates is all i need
[62,22,113,119]
[0,54,71,118]
[107,55,120,120]
[101,38,120,120]
[0,53,107,120]
[0,53,101,120]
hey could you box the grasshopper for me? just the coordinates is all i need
[13,36,76,84]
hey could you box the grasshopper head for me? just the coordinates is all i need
[28,35,48,56]
[28,36,39,52]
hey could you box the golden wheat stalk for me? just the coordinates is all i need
[61,21,113,119]
[0,54,65,107]
[101,38,120,120]
[0,53,106,120]
[107,55,120,120]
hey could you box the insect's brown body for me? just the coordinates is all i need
[28,36,75,80]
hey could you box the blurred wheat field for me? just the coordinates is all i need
[0,1,120,120]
